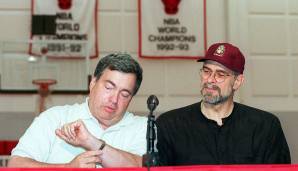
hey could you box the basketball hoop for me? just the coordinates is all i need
[32,79,57,113]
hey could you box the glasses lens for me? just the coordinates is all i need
[215,74,224,83]
[200,69,209,79]
[200,68,231,83]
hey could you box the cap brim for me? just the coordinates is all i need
[196,57,229,70]
[197,57,211,62]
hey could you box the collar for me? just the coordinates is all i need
[199,101,236,126]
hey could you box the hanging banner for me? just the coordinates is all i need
[138,0,207,59]
[29,0,98,58]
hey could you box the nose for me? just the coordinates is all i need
[109,91,119,104]
[206,73,216,83]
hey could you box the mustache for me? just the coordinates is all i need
[203,83,220,91]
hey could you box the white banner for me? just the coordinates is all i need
[139,0,207,59]
[30,0,98,58]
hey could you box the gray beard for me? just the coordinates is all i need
[202,93,230,105]
[200,83,233,105]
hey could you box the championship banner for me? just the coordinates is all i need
[138,0,207,59]
[29,0,98,58]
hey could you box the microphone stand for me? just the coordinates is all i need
[143,95,159,170]
[143,106,159,170]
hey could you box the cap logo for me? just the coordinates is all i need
[213,45,225,57]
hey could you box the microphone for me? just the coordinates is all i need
[143,95,159,167]
[147,95,159,112]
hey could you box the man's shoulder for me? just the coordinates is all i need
[127,112,147,121]
[38,101,87,121]
[235,102,280,122]
[123,112,147,125]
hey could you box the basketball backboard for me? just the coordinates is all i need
[0,40,92,94]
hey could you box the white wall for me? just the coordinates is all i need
[229,0,298,163]
[0,0,298,163]
[0,0,227,114]
[234,0,298,112]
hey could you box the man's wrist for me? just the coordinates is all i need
[81,136,106,151]
[83,135,98,150]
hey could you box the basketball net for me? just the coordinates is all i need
[32,47,57,113]
[32,79,57,113]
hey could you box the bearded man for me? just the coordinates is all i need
[156,43,291,165]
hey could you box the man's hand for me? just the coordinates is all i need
[55,119,143,168]
[67,150,102,168]
[55,119,97,150]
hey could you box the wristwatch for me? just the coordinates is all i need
[99,139,106,150]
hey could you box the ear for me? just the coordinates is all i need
[89,77,97,91]
[232,74,244,91]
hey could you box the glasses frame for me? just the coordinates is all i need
[199,67,235,83]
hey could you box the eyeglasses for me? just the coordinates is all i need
[199,68,232,83]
